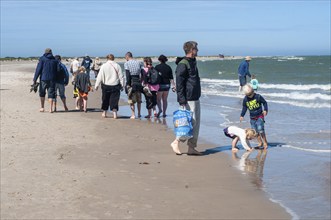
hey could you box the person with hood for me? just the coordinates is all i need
[33,48,60,113]
[170,41,203,156]
[81,55,93,78]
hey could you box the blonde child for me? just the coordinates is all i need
[223,126,257,152]
[74,66,92,112]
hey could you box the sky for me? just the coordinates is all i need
[0,0,330,57]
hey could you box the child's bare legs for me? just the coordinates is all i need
[83,97,87,112]
[75,97,80,110]
[231,137,240,152]
[102,110,107,118]
[257,135,263,147]
[170,139,182,155]
[261,133,268,149]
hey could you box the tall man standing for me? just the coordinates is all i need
[171,41,203,156]
[33,48,60,113]
[124,52,144,119]
[238,56,252,92]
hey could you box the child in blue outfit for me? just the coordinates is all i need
[240,84,268,149]
[250,74,259,91]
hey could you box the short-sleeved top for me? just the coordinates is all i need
[124,60,143,76]
[155,63,173,85]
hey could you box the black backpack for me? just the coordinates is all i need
[147,67,161,85]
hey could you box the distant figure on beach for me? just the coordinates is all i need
[91,57,102,78]
[238,56,252,92]
[81,55,93,79]
[155,54,176,118]
[141,57,159,118]
[240,84,268,149]
[250,74,259,91]
[74,66,92,112]
[33,48,60,113]
[170,41,203,156]
[53,55,69,112]
[124,52,144,119]
[95,54,124,119]
[70,57,80,84]
[223,126,257,152]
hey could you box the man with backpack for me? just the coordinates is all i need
[53,55,69,112]
[170,41,203,156]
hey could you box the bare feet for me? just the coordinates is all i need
[39,108,45,112]
[64,106,69,111]
[113,112,117,119]
[130,115,135,119]
[231,147,239,153]
[187,147,203,156]
[101,112,107,118]
[171,141,182,155]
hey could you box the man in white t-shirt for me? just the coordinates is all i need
[70,57,80,84]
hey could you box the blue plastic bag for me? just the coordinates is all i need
[173,109,193,141]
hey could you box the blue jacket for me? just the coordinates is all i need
[54,63,69,85]
[33,53,60,82]
[241,93,268,119]
[238,60,251,77]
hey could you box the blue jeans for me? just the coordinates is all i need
[39,80,55,99]
[250,117,265,134]
[54,83,66,101]
[239,75,247,86]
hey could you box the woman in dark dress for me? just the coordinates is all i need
[154,55,176,118]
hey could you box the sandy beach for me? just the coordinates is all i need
[0,61,291,219]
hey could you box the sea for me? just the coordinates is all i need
[113,55,330,220]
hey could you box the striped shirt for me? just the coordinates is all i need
[124,59,143,76]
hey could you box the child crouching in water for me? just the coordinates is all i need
[74,66,92,112]
[223,126,257,152]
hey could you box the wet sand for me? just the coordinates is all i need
[0,61,291,219]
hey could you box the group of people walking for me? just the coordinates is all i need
[33,41,268,156]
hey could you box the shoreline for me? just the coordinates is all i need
[0,62,291,219]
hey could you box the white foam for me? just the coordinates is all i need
[266,92,330,101]
[282,145,331,153]
[201,78,331,91]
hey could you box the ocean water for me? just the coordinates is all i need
[116,56,330,219]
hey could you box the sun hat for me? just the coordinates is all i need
[245,56,252,61]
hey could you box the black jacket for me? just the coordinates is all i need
[175,57,201,105]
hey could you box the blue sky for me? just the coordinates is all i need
[1,0,330,57]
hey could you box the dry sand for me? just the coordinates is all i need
[0,61,291,219]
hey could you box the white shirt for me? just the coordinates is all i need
[95,60,124,89]
[71,60,80,72]
[227,126,252,150]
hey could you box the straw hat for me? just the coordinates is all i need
[245,56,252,61]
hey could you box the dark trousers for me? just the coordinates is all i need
[145,91,157,109]
[101,84,121,111]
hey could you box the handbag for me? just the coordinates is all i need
[173,108,193,141]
